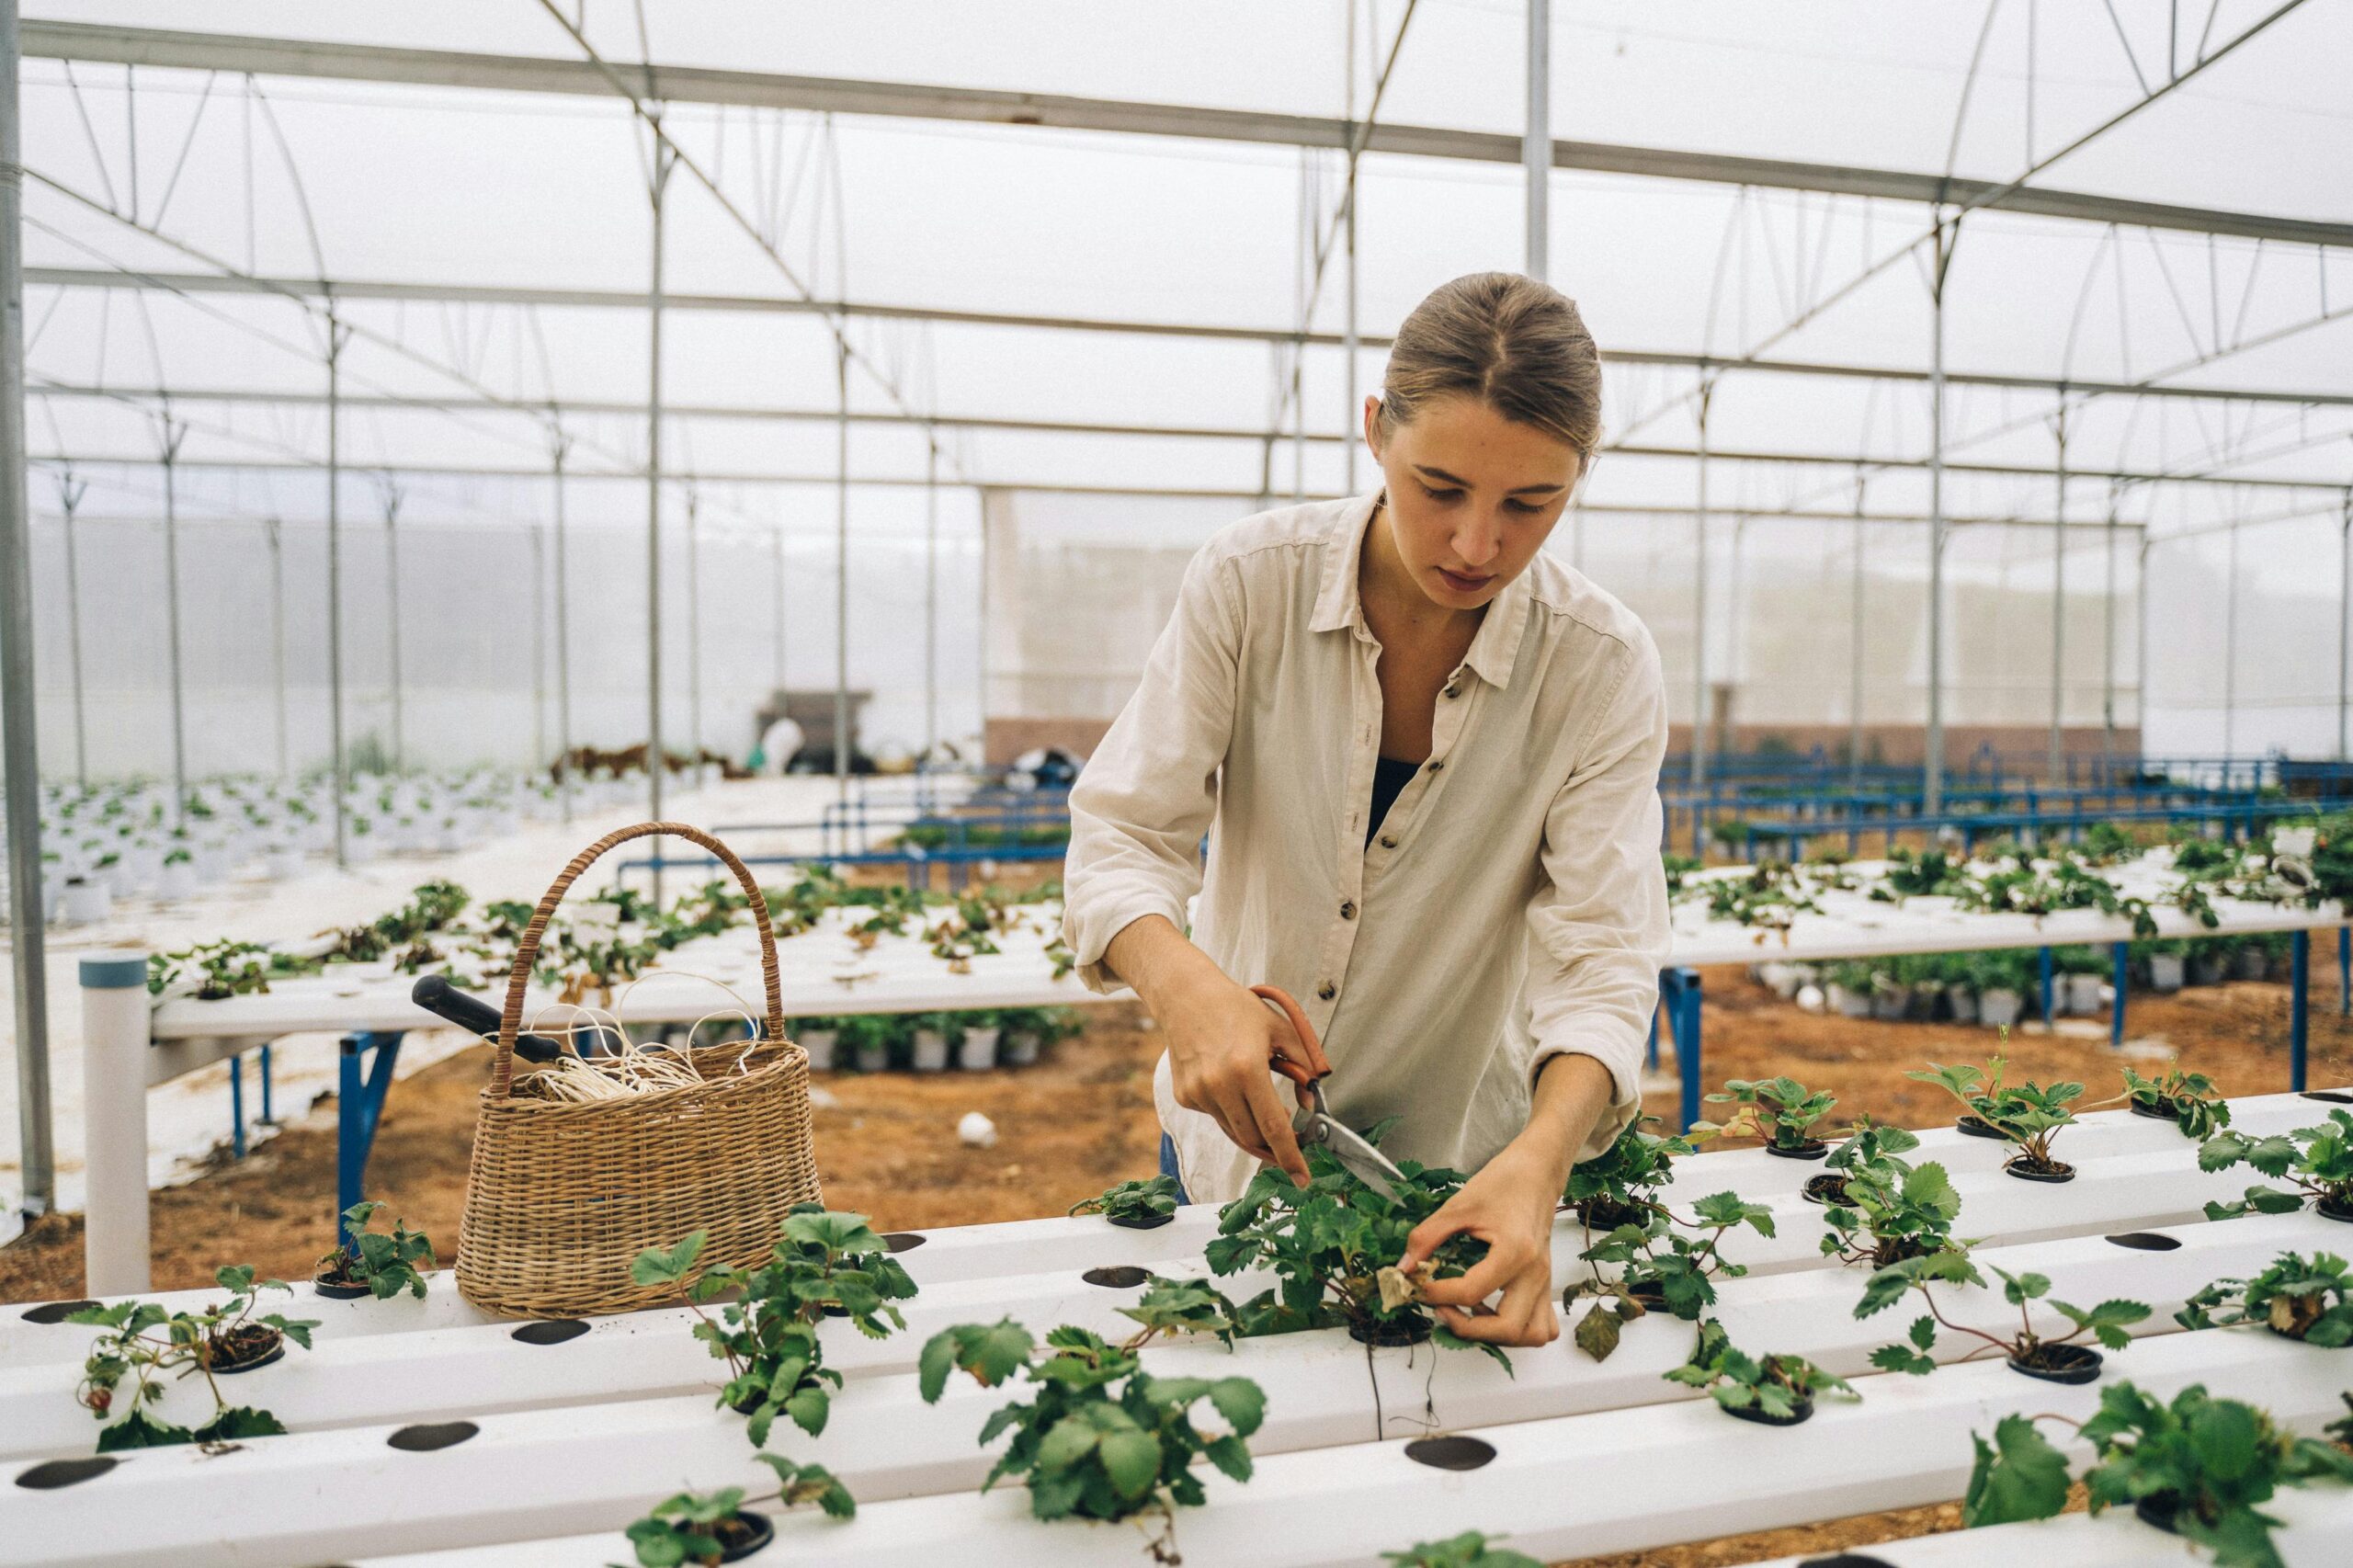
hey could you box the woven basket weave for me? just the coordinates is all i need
[453,821,820,1317]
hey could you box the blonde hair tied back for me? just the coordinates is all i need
[1377,271,1602,463]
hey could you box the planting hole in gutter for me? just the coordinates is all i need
[1799,1557,1901,1568]
[2302,1091,2353,1105]
[1404,1436,1496,1471]
[387,1421,480,1452]
[880,1233,926,1253]
[1083,1266,1150,1289]
[511,1318,591,1346]
[2106,1232,2183,1251]
[15,1458,117,1491]
[19,1299,98,1324]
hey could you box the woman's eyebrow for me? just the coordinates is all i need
[1413,463,1566,497]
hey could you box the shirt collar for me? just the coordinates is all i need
[1310,487,1533,690]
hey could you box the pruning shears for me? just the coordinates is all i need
[1249,983,1412,1201]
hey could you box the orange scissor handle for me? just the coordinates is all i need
[1250,983,1331,1092]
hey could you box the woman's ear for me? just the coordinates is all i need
[1362,393,1385,460]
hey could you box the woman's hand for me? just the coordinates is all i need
[1162,971,1319,1187]
[1397,1139,1566,1347]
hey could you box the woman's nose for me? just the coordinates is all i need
[1453,522,1502,569]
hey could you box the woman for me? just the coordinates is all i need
[1061,272,1669,1350]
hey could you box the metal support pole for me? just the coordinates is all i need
[1925,217,1953,815]
[2109,940,2130,1049]
[529,507,545,770]
[924,424,938,761]
[381,482,404,773]
[1689,384,1711,785]
[326,312,349,867]
[2338,488,2350,762]
[1726,512,1747,753]
[1523,0,1549,280]
[2048,409,2066,781]
[686,486,701,776]
[551,434,574,822]
[2102,484,2119,760]
[834,335,850,796]
[1,0,55,1218]
[266,517,287,780]
[646,139,673,895]
[2290,928,2310,1093]
[2222,519,2240,757]
[80,951,150,1288]
[1848,473,1866,792]
[56,471,85,785]
[159,419,188,824]
[1343,0,1360,495]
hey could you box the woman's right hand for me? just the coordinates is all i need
[1165,972,1317,1187]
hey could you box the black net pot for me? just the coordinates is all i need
[312,1266,372,1301]
[1107,1211,1176,1231]
[1802,1174,1851,1207]
[1766,1139,1831,1162]
[2006,1343,2102,1384]
[1576,1196,1646,1233]
[2129,1097,2179,1122]
[1348,1313,1433,1348]
[2133,1493,2188,1535]
[2003,1156,2077,1185]
[209,1326,285,1375]
[716,1509,775,1562]
[1624,1280,1669,1312]
[2318,1194,2353,1224]
[1722,1393,1813,1427]
[1956,1116,2009,1141]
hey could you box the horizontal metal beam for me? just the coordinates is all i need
[31,381,2343,492]
[30,266,2353,411]
[20,449,2164,528]
[23,21,2353,248]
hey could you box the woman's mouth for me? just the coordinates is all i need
[1436,567,1495,595]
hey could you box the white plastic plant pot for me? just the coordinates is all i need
[957,1028,1000,1071]
[58,878,108,926]
[1868,986,1907,1021]
[1826,983,1871,1018]
[1980,988,2023,1028]
[799,1029,838,1072]
[2064,973,2105,1016]
[2148,952,2187,992]
[267,849,306,881]
[154,862,197,902]
[854,1040,890,1074]
[912,1029,951,1073]
[1004,1030,1041,1066]
[2234,946,2272,982]
[1943,984,1978,1023]
[2189,954,2224,986]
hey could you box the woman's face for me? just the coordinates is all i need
[1363,392,1584,611]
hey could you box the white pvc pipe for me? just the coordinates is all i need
[77,951,152,1295]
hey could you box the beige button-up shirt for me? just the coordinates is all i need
[1062,490,1670,1206]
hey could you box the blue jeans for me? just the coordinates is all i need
[1156,1132,1191,1205]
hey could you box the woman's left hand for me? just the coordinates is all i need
[1396,1140,1565,1348]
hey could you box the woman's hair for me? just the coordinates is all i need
[1377,271,1602,461]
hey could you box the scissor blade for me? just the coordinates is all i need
[1319,1119,1413,1200]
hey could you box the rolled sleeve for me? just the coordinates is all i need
[1061,544,1241,994]
[1523,633,1671,1159]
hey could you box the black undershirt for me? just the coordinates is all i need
[1366,755,1421,846]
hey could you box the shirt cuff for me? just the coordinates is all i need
[1063,890,1189,996]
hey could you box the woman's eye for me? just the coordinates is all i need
[1420,484,1463,503]
[1506,499,1543,515]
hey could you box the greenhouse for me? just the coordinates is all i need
[3,4,2353,1565]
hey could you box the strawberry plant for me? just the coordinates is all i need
[918,1318,1265,1562]
[1962,1381,2353,1568]
[1664,1318,1856,1426]
[631,1206,918,1449]
[1563,1117,1694,1232]
[1381,1532,1542,1568]
[1695,1075,1836,1158]
[1908,1052,2082,1179]
[2122,1064,2232,1141]
[1563,1192,1775,1361]
[1071,1176,1182,1229]
[619,1454,854,1567]
[1117,1276,1243,1350]
[2176,1250,2353,1346]
[2200,1109,2353,1221]
[1859,1246,2146,1381]
[68,1266,319,1451]
[1207,1136,1503,1364]
[314,1199,436,1301]
[1816,1122,1962,1269]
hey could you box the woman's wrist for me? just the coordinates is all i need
[1515,1051,1617,1190]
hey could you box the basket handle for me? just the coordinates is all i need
[489,822,787,1096]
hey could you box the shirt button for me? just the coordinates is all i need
[1379,835,1397,849]
[1339,901,1356,920]
[1443,684,1461,699]
[1316,982,1336,1001]
[1427,760,1445,773]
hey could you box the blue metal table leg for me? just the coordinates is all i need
[2110,942,2130,1049]
[1647,1004,1660,1072]
[2339,927,2349,1018]
[2291,930,2310,1094]
[229,1053,246,1158]
[1664,967,1704,1131]
[258,1042,275,1125]
[2039,947,2055,1032]
[336,1030,408,1250]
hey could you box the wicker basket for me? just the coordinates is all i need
[453,821,820,1317]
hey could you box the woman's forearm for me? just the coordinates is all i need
[1508,1051,1618,1193]
[1102,914,1227,1016]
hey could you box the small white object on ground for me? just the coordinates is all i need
[807,1085,841,1110]
[957,1110,997,1149]
[1795,983,1825,1013]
